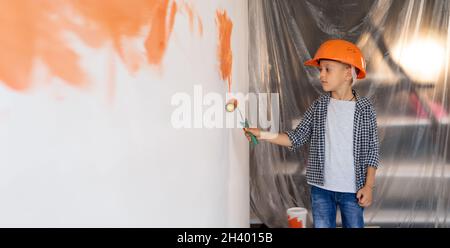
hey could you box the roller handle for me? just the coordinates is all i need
[242,120,259,145]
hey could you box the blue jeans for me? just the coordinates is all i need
[310,185,364,228]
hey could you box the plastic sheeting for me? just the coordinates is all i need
[249,0,450,227]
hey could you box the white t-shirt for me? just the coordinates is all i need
[310,97,357,193]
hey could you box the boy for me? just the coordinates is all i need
[244,39,380,228]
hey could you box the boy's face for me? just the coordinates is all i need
[318,60,353,92]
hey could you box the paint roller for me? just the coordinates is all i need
[225,98,259,145]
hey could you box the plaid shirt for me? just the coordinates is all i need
[285,90,380,191]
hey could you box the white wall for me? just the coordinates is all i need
[0,0,248,227]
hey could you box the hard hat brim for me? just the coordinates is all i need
[304,59,319,67]
[304,58,366,79]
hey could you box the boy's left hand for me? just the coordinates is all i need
[356,186,373,208]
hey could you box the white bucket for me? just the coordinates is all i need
[287,207,308,228]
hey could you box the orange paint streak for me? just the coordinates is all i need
[198,17,204,37]
[145,1,177,65]
[0,0,86,91]
[120,40,145,73]
[184,4,195,33]
[181,3,203,36]
[71,0,176,69]
[42,42,86,88]
[168,2,178,42]
[0,0,205,94]
[216,10,233,92]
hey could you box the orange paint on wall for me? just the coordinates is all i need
[180,2,203,36]
[216,10,233,92]
[198,17,204,37]
[184,3,195,33]
[0,0,182,92]
[0,0,221,95]
[71,0,178,68]
[145,1,178,65]
[0,0,86,91]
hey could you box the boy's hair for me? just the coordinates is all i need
[319,59,359,84]
[351,66,357,85]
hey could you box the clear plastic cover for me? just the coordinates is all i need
[249,0,450,227]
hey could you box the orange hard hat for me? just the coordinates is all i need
[304,39,366,79]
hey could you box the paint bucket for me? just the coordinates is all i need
[287,207,307,228]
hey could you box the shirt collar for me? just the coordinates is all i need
[321,89,369,110]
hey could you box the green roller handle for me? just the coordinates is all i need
[241,120,259,145]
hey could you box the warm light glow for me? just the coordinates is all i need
[392,38,445,83]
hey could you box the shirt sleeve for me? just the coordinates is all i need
[367,105,380,169]
[285,101,317,152]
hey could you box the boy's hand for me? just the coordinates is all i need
[243,128,260,142]
[356,186,373,208]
